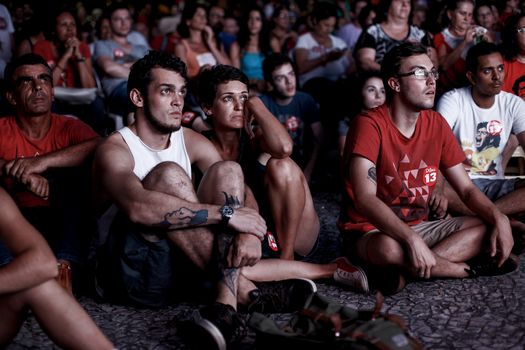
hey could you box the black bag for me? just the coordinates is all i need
[248,292,423,350]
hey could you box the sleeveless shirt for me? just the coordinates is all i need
[118,127,192,180]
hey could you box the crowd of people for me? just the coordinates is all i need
[0,0,524,348]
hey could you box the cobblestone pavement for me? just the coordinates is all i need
[9,191,525,349]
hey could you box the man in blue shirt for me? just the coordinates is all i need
[261,54,323,182]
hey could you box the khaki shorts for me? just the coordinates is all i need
[365,217,466,248]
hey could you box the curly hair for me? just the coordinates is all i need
[196,64,249,108]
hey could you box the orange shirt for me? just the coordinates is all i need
[503,59,525,98]
[33,40,92,87]
[0,114,97,207]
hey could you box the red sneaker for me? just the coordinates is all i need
[333,257,369,293]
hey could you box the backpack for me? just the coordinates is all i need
[248,292,423,350]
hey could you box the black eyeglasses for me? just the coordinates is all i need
[397,67,439,80]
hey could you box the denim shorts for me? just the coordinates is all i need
[472,178,520,201]
[96,213,176,308]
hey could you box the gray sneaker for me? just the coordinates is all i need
[247,278,317,314]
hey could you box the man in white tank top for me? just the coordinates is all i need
[93,52,319,348]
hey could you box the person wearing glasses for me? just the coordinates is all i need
[339,42,517,296]
[501,13,525,99]
[437,42,525,251]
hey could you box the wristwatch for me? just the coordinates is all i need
[219,205,234,226]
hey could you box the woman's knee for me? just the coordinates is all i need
[266,158,302,185]
[205,160,243,180]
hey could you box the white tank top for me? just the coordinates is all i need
[117,127,192,180]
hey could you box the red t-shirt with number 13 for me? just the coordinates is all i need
[338,104,465,234]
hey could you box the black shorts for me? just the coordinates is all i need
[96,212,177,308]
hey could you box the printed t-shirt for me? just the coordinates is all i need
[338,105,465,234]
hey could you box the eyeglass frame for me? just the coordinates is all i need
[396,67,439,80]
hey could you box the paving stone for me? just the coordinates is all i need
[8,189,525,349]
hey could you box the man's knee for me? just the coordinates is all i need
[143,161,193,193]
[358,234,405,265]
[458,216,485,231]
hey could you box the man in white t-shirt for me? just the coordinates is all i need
[437,42,525,220]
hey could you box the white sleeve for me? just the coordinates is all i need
[436,90,460,129]
[509,94,525,135]
[295,34,311,50]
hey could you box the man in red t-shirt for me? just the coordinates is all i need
[0,54,100,292]
[338,43,516,294]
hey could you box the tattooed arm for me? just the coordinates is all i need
[349,155,437,279]
[94,133,267,238]
[93,134,223,229]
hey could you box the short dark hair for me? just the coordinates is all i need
[262,53,295,83]
[380,43,427,100]
[127,50,187,96]
[310,2,338,23]
[197,65,249,108]
[105,1,131,20]
[4,53,52,91]
[465,41,501,73]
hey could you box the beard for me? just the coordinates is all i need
[144,103,181,134]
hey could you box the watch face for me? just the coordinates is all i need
[221,205,234,218]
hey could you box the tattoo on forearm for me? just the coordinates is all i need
[367,167,377,184]
[222,191,241,208]
[217,232,238,297]
[158,207,208,227]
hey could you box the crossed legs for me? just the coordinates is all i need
[355,217,488,280]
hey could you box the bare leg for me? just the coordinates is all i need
[264,157,319,259]
[241,259,335,282]
[492,183,525,215]
[445,179,525,217]
[142,162,214,270]
[0,280,112,349]
[356,218,488,279]
[142,161,244,308]
[197,161,252,307]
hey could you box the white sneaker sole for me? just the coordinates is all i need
[193,318,227,350]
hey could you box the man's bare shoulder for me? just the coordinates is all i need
[183,127,218,153]
[182,127,222,170]
[95,132,132,167]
